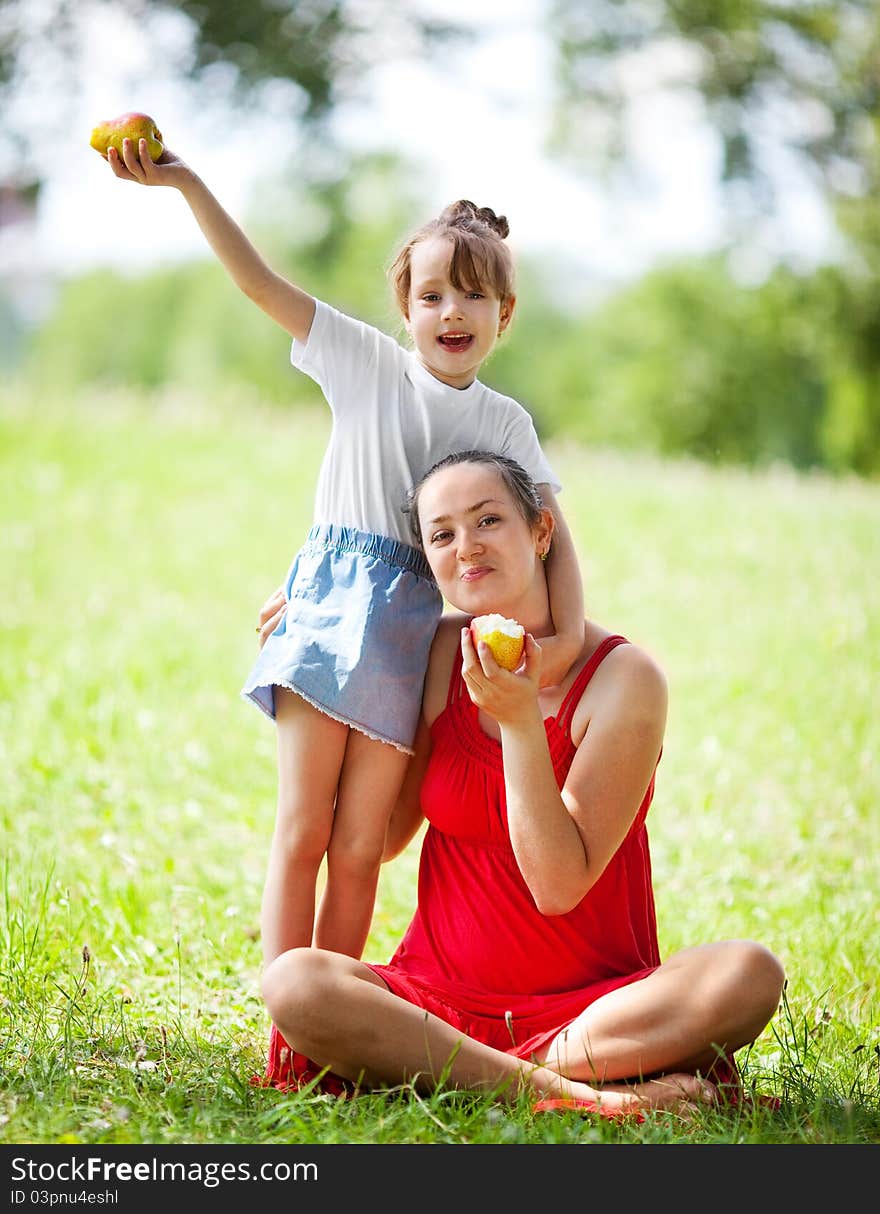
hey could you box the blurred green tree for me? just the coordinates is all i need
[491,255,839,470]
[546,0,880,471]
[547,2,878,229]
[8,2,880,472]
[0,0,463,185]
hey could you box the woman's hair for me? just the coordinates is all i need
[388,200,515,317]
[405,450,544,547]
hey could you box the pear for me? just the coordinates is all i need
[470,614,525,671]
[90,112,164,162]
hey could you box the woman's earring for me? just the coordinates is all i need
[539,548,548,562]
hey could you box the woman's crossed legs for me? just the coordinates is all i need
[261,940,784,1114]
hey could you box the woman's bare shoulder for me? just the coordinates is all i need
[567,624,667,742]
[594,632,668,715]
[581,621,665,678]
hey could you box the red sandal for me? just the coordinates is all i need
[532,1096,646,1124]
[709,1055,782,1113]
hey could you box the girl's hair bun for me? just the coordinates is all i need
[440,199,510,240]
[388,198,516,316]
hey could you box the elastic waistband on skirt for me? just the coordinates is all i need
[305,523,434,582]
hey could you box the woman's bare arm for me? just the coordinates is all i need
[463,630,666,915]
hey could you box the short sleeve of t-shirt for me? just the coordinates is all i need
[291,299,406,418]
[497,399,561,496]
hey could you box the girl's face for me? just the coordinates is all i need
[405,236,515,389]
[417,461,553,626]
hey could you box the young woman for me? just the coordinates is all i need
[255,450,785,1118]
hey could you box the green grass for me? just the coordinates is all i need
[1,382,878,1145]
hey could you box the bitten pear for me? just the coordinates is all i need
[90,112,164,162]
[470,614,525,671]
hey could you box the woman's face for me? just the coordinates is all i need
[417,461,551,619]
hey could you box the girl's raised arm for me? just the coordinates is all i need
[107,138,316,343]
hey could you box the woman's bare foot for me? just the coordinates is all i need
[591,1071,717,1114]
[530,1065,716,1120]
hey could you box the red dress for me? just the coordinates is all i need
[260,633,662,1093]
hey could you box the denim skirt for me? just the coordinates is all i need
[241,523,443,753]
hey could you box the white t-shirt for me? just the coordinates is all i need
[292,299,561,546]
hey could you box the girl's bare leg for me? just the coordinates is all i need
[315,728,411,957]
[538,940,785,1088]
[261,949,709,1113]
[260,689,349,966]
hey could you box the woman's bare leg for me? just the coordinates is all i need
[315,728,411,957]
[260,689,349,966]
[261,949,711,1113]
[538,940,785,1086]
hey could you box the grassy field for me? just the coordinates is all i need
[1,382,878,1147]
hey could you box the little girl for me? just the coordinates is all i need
[103,135,585,967]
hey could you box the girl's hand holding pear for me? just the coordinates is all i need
[90,111,189,187]
[107,135,189,188]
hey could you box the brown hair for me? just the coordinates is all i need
[388,200,515,318]
[404,450,544,548]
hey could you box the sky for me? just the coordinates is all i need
[4,0,836,310]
